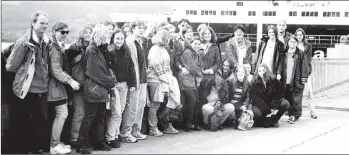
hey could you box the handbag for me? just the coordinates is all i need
[237,110,254,131]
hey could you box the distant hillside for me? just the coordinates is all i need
[1,1,172,44]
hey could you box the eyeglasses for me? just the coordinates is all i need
[60,31,70,35]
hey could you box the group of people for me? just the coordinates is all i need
[1,11,318,154]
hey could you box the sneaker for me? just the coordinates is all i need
[310,111,318,119]
[50,144,72,154]
[120,135,138,143]
[132,131,147,140]
[163,123,179,134]
[78,146,93,154]
[94,142,112,151]
[149,128,164,137]
[287,116,295,123]
[59,142,71,149]
[107,139,121,148]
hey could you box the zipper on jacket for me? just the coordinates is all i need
[91,85,98,92]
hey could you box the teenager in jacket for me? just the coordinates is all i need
[105,29,137,148]
[65,25,92,147]
[253,25,284,75]
[295,28,317,119]
[225,25,253,70]
[123,19,148,143]
[251,63,290,128]
[243,63,254,83]
[276,20,292,50]
[5,11,51,154]
[147,29,182,136]
[179,38,203,131]
[48,22,80,154]
[277,36,309,124]
[77,24,117,154]
[218,60,233,80]
[226,65,252,128]
[173,25,193,78]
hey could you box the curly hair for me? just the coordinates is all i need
[199,26,217,44]
[203,75,229,104]
[252,63,275,84]
[90,24,109,46]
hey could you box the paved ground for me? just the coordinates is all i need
[91,94,349,154]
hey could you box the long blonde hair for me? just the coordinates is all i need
[90,24,109,46]
[152,29,171,47]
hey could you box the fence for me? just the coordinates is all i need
[310,58,349,94]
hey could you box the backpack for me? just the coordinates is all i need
[237,110,254,131]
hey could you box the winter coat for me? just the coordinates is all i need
[226,76,251,108]
[253,37,285,74]
[66,41,88,86]
[225,37,253,69]
[179,47,203,90]
[277,48,309,92]
[199,43,222,74]
[6,29,51,99]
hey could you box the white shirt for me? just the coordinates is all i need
[234,38,247,65]
[261,40,275,73]
[286,52,295,84]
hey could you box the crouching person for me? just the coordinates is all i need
[201,75,234,131]
[147,29,182,136]
[226,65,252,129]
[77,24,117,154]
[251,63,290,128]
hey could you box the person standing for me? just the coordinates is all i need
[66,25,92,148]
[276,20,292,50]
[48,22,80,154]
[122,19,148,143]
[105,29,136,148]
[6,11,51,154]
[77,24,116,154]
[277,36,309,124]
[294,28,317,119]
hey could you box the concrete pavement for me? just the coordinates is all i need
[92,94,349,154]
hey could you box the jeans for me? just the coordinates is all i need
[106,82,128,141]
[148,101,169,129]
[180,89,198,125]
[202,103,235,125]
[70,90,85,142]
[11,93,48,153]
[121,83,147,137]
[78,102,106,147]
[50,103,68,147]
[285,84,303,118]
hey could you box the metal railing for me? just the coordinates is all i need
[310,58,349,94]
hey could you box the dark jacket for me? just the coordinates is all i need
[142,36,153,67]
[179,47,203,90]
[106,44,136,88]
[280,31,293,50]
[199,43,222,74]
[251,76,283,114]
[174,38,191,76]
[66,41,88,86]
[226,76,251,108]
[253,37,285,74]
[84,42,116,103]
[225,37,253,69]
[5,29,51,99]
[217,34,234,45]
[277,48,309,92]
[302,42,313,75]
[48,36,74,102]
[165,39,176,77]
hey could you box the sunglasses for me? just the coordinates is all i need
[60,31,70,35]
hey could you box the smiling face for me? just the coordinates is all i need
[277,21,287,34]
[113,32,125,48]
[243,63,252,74]
[236,67,246,82]
[222,61,230,73]
[234,29,244,40]
[83,28,92,41]
[268,28,276,39]
[54,27,69,42]
[258,66,267,78]
[191,39,201,52]
[132,25,145,38]
[32,15,48,34]
[203,29,212,42]
[123,27,132,37]
[296,31,304,43]
[184,28,194,40]
[288,38,298,50]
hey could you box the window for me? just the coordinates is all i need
[249,11,256,16]
[323,12,340,17]
[186,10,190,15]
[221,10,236,16]
[187,10,197,15]
[209,10,213,15]
[302,11,318,17]
[201,10,204,15]
[306,12,310,16]
[263,11,276,16]
[233,11,237,16]
[345,12,349,17]
[237,2,243,6]
[213,11,216,15]
[315,12,318,17]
